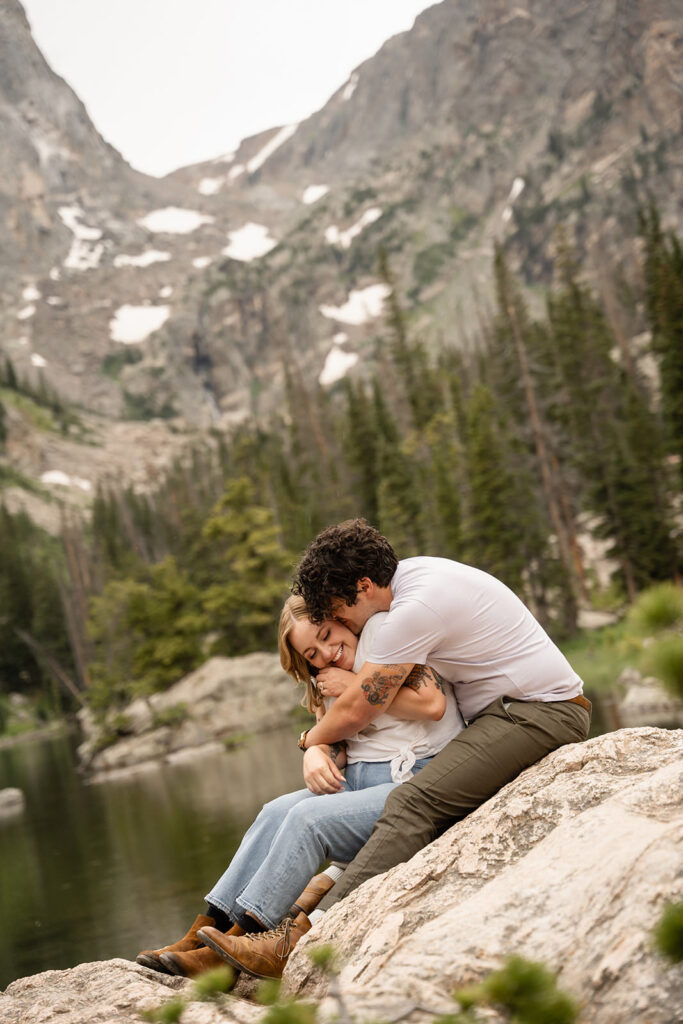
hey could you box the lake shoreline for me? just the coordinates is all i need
[0,718,72,752]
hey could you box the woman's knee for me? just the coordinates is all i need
[260,790,309,822]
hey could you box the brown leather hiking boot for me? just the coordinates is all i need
[289,871,336,917]
[198,912,311,979]
[160,923,243,979]
[136,914,216,973]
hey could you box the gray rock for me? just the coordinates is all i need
[78,653,303,777]
[287,727,683,1024]
[0,787,25,816]
[0,959,263,1024]
[615,670,683,728]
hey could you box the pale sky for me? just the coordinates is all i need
[21,0,437,178]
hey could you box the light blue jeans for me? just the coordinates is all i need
[205,757,432,929]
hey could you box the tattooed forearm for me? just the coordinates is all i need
[404,664,430,692]
[328,741,346,765]
[432,670,448,695]
[361,666,408,707]
[403,665,449,694]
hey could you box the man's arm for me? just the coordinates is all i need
[390,665,448,721]
[303,661,414,747]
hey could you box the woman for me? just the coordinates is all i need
[136,595,463,979]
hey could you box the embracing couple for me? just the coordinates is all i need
[137,519,591,982]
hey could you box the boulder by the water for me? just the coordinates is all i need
[288,727,683,1024]
[2,729,680,1024]
[0,959,260,1024]
[77,653,302,778]
[0,787,25,817]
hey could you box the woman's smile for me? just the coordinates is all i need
[289,619,357,672]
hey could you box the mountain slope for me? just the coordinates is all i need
[0,0,681,513]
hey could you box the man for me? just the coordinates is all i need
[204,518,591,978]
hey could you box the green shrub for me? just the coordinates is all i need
[653,902,683,962]
[455,955,579,1024]
[643,635,683,699]
[630,583,683,632]
[152,703,188,729]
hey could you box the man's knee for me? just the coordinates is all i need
[381,778,440,833]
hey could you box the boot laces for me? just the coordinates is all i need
[243,917,294,960]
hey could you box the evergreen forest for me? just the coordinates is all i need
[1,207,681,727]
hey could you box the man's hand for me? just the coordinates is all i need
[316,666,355,698]
[302,745,345,794]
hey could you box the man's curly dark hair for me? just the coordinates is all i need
[293,518,398,623]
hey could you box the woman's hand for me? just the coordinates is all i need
[316,666,356,698]
[303,745,345,794]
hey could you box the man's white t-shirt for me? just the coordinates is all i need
[324,612,464,782]
[364,557,584,722]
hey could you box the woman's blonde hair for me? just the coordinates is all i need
[278,594,323,713]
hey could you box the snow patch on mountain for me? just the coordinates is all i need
[109,305,171,344]
[509,176,526,200]
[319,283,391,325]
[246,124,298,174]
[302,185,330,205]
[342,72,359,101]
[319,344,358,386]
[192,257,212,269]
[40,470,92,492]
[113,251,172,268]
[198,177,224,196]
[30,353,47,367]
[223,223,277,261]
[325,207,382,249]
[59,206,104,271]
[137,208,214,234]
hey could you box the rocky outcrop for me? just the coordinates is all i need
[0,959,260,1024]
[2,729,680,1024]
[287,727,683,1023]
[0,787,25,816]
[615,668,683,729]
[78,653,303,778]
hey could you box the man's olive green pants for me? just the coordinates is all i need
[319,696,590,910]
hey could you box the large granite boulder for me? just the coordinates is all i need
[77,653,303,777]
[287,727,682,1023]
[0,959,260,1024]
[3,729,680,1024]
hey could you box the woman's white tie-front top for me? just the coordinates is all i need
[322,613,465,783]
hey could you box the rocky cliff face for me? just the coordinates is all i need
[1,0,682,507]
[0,728,680,1024]
[77,653,303,780]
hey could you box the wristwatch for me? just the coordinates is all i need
[298,729,309,751]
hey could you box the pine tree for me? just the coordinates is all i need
[372,378,425,556]
[340,377,379,524]
[200,477,294,654]
[640,203,683,475]
[491,244,585,610]
[547,241,679,597]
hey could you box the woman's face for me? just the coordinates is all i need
[289,617,357,673]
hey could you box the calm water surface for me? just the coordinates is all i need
[0,727,305,990]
